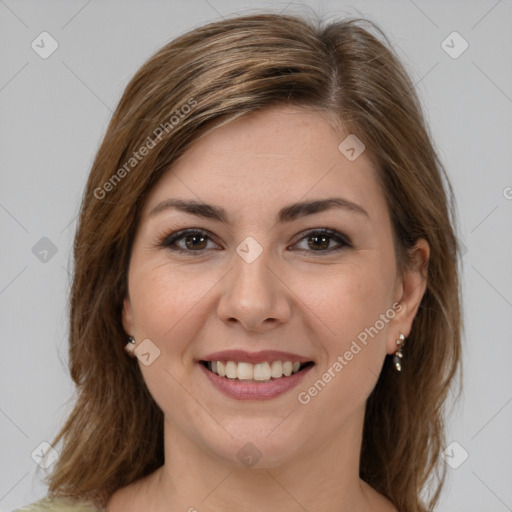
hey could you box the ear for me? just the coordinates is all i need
[387,238,430,354]
[122,296,134,335]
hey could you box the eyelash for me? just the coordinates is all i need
[159,228,352,256]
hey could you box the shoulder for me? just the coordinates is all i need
[12,495,104,512]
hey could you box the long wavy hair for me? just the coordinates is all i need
[43,11,463,512]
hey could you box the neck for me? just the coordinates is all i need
[141,406,376,512]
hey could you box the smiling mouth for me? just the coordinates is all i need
[200,360,315,382]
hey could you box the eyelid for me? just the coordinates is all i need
[291,227,352,249]
[159,227,352,256]
[160,228,220,252]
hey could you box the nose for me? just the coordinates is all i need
[216,244,292,333]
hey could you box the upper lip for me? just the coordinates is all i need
[200,349,313,364]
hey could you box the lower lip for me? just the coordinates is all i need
[199,363,314,400]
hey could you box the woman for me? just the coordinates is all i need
[15,11,462,512]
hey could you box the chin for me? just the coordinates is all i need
[202,419,308,470]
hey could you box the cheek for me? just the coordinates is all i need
[128,260,209,344]
[296,256,394,342]
[128,263,211,398]
[294,262,394,424]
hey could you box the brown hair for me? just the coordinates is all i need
[43,11,462,512]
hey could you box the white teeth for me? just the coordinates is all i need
[237,362,253,380]
[253,362,271,381]
[225,361,238,379]
[270,360,282,378]
[207,360,306,380]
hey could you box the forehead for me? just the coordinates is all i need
[141,105,387,224]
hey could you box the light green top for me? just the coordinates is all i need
[13,496,104,512]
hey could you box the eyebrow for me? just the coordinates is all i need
[149,197,369,223]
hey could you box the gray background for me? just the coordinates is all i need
[1,1,511,510]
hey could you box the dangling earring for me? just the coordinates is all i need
[393,333,406,372]
[125,335,136,356]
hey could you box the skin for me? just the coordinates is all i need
[107,105,429,512]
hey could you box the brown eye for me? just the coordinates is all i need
[162,229,218,254]
[306,234,330,251]
[161,228,351,256]
[183,233,208,250]
[293,229,351,254]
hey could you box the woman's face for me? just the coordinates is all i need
[122,105,427,468]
